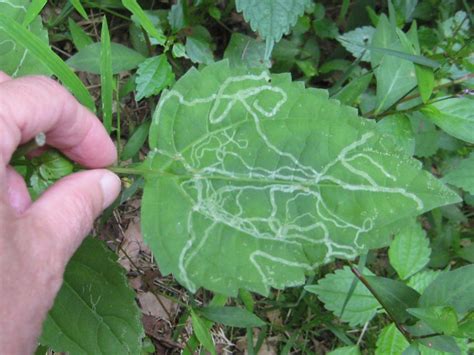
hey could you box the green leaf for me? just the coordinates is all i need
[337,26,375,62]
[100,17,113,134]
[306,266,379,326]
[377,114,415,156]
[199,306,265,328]
[328,345,361,355]
[418,336,461,355]
[185,26,214,65]
[40,238,144,354]
[421,98,474,144]
[0,0,50,76]
[407,269,442,294]
[419,264,474,314]
[23,0,47,27]
[122,0,166,45]
[407,306,458,335]
[410,113,440,158]
[120,121,151,161]
[375,323,409,355]
[142,60,460,296]
[388,221,431,280]
[415,65,435,103]
[70,0,88,20]
[224,33,269,69]
[190,309,216,355]
[332,72,373,106]
[67,42,146,74]
[68,18,93,50]
[236,0,311,59]
[135,55,174,101]
[364,276,420,324]
[457,312,474,338]
[442,153,474,195]
[371,15,417,114]
[168,0,186,33]
[0,11,94,110]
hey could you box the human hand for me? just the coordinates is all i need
[0,73,121,354]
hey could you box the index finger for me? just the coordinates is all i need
[0,75,116,167]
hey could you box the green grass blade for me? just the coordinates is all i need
[340,253,368,319]
[70,0,89,20]
[0,13,95,111]
[121,0,166,45]
[368,46,440,68]
[68,18,93,50]
[23,0,47,26]
[100,17,113,134]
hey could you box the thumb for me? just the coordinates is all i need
[25,169,121,266]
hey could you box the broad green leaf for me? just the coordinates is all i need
[142,60,460,296]
[67,42,146,74]
[328,345,361,355]
[0,0,49,76]
[364,276,420,324]
[306,266,380,326]
[419,264,474,314]
[442,153,474,194]
[407,269,442,294]
[224,33,269,68]
[68,18,93,50]
[185,26,214,65]
[190,309,216,355]
[377,114,415,156]
[388,221,431,280]
[337,26,375,62]
[135,55,174,101]
[0,11,94,110]
[199,306,265,328]
[371,15,417,114]
[40,238,144,354]
[332,72,373,106]
[410,113,440,158]
[421,98,474,144]
[100,17,113,134]
[236,0,311,59]
[407,306,458,335]
[375,323,409,355]
[415,65,435,103]
[122,0,166,45]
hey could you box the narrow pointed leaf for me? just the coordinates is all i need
[135,54,174,101]
[100,17,113,133]
[199,306,265,328]
[142,60,460,296]
[68,18,93,50]
[23,0,47,27]
[122,0,166,45]
[190,310,216,355]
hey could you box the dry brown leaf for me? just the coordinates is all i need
[137,291,177,321]
[118,218,150,271]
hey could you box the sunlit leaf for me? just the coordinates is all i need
[135,54,174,101]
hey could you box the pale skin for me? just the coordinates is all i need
[0,73,121,354]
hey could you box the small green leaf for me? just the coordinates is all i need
[121,121,151,161]
[407,269,442,294]
[23,0,47,27]
[407,306,458,335]
[67,42,146,74]
[389,221,431,280]
[442,153,474,195]
[421,98,474,144]
[419,264,474,314]
[328,345,361,355]
[190,309,216,355]
[418,335,461,355]
[415,65,435,103]
[224,33,269,68]
[68,18,93,50]
[185,26,214,64]
[122,0,166,45]
[375,323,409,355]
[168,0,186,33]
[456,312,474,338]
[364,275,420,324]
[135,55,174,101]
[70,0,88,20]
[100,17,113,134]
[172,43,187,58]
[306,266,379,326]
[332,72,373,106]
[403,343,420,355]
[337,26,375,62]
[40,238,144,354]
[236,0,311,59]
[199,306,265,328]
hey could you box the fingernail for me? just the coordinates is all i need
[99,171,121,209]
